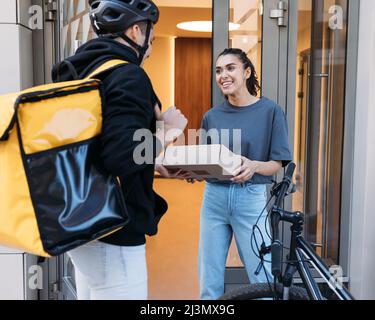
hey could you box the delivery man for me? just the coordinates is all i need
[52,0,187,300]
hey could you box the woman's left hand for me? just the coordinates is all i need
[231,156,258,184]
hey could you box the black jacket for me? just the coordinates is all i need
[52,38,168,246]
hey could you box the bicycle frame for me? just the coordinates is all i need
[274,207,354,300]
[294,237,353,300]
[264,164,354,300]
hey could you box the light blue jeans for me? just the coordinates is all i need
[68,241,147,300]
[199,182,273,300]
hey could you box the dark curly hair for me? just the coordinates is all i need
[217,48,261,96]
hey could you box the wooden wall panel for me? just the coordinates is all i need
[175,38,212,144]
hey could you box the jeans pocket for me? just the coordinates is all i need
[120,245,147,286]
[68,241,107,288]
[245,184,266,196]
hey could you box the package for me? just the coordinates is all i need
[163,144,242,180]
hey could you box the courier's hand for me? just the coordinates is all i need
[231,156,258,184]
[186,177,205,184]
[154,104,188,146]
[156,164,192,179]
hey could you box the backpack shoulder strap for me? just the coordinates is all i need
[86,59,129,80]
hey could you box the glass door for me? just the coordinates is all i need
[291,0,349,265]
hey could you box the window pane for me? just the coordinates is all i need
[292,0,348,265]
[229,0,262,93]
[60,0,94,59]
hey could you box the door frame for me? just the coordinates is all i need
[338,0,360,277]
[38,0,361,297]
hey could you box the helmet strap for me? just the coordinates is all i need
[117,21,152,64]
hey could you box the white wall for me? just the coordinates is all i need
[349,0,375,300]
[0,0,33,94]
[0,0,37,300]
[143,36,175,110]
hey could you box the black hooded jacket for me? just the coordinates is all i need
[52,37,168,246]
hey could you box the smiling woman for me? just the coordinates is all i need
[215,48,260,101]
[197,47,292,300]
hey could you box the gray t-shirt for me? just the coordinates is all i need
[200,97,292,184]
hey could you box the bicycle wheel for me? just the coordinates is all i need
[219,283,309,300]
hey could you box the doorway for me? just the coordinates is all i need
[38,0,351,300]
[41,0,287,300]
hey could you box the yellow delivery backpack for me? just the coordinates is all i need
[0,60,130,257]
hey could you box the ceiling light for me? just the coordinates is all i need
[177,21,240,33]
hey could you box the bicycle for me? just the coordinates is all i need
[219,163,354,300]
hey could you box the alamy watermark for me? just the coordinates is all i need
[25,5,344,31]
[329,5,344,30]
[28,265,43,290]
[329,265,344,291]
[132,124,243,170]
[28,5,44,30]
[24,262,345,293]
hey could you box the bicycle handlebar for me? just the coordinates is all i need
[271,163,296,278]
[274,163,296,208]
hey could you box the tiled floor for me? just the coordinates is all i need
[147,178,245,300]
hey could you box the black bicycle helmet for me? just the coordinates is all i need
[89,0,159,62]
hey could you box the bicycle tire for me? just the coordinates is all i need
[219,283,309,300]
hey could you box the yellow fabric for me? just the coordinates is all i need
[86,59,128,79]
[0,92,19,138]
[0,124,49,256]
[0,59,128,137]
[0,80,98,138]
[18,89,102,154]
[0,60,128,256]
[21,79,99,95]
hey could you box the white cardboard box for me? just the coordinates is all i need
[163,144,242,181]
